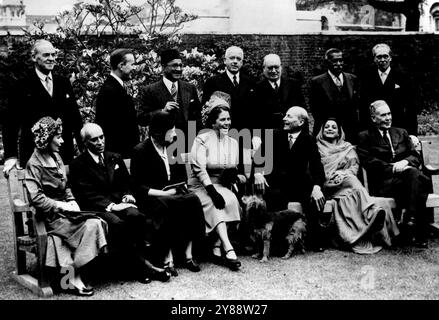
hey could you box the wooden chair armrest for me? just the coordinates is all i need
[424,164,439,175]
[12,199,31,212]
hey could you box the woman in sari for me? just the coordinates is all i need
[316,118,399,254]
[25,117,108,296]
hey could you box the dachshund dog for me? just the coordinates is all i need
[242,195,306,262]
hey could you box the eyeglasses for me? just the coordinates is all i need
[375,54,390,60]
[167,63,183,68]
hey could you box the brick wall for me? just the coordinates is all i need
[181,32,439,111]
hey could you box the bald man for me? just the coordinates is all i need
[202,46,257,130]
[2,39,83,176]
[254,54,305,129]
[264,107,326,252]
[69,123,170,283]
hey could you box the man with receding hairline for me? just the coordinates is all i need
[264,106,327,252]
[69,123,171,283]
[310,48,359,143]
[2,39,82,176]
[359,43,418,135]
[202,45,257,130]
[357,100,431,248]
[254,54,305,129]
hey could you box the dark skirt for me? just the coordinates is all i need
[142,193,206,263]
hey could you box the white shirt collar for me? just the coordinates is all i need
[35,68,52,82]
[162,76,178,94]
[378,67,391,77]
[288,131,301,139]
[328,70,343,86]
[110,72,124,88]
[87,150,102,164]
[226,70,239,84]
[269,78,281,89]
[151,139,171,180]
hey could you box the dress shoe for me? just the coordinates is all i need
[66,286,94,297]
[414,238,428,248]
[224,249,241,271]
[185,259,201,272]
[150,269,171,282]
[165,265,178,277]
[404,216,416,228]
[138,276,152,284]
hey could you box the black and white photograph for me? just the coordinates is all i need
[1,0,439,307]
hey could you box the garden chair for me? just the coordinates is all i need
[6,167,53,297]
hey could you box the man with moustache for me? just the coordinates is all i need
[310,48,360,143]
[357,100,431,248]
[264,106,327,252]
[2,39,82,176]
[95,48,140,158]
[138,48,201,138]
[202,46,256,130]
[359,43,418,135]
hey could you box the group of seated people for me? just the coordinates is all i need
[18,90,433,297]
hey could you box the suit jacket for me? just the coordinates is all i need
[359,67,417,135]
[138,79,201,132]
[2,70,82,166]
[310,72,359,142]
[357,126,421,195]
[265,129,325,202]
[95,76,139,158]
[130,138,187,202]
[69,150,133,212]
[202,72,257,130]
[254,77,305,129]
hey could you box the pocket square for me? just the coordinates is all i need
[395,84,400,89]
[66,94,70,98]
[115,164,119,170]
[190,99,194,102]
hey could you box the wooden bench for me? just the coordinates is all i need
[6,168,54,297]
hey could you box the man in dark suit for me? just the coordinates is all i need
[69,123,170,283]
[254,54,305,130]
[359,43,418,135]
[310,48,360,143]
[138,48,201,139]
[202,46,256,130]
[2,39,82,176]
[357,100,431,248]
[95,48,139,158]
[264,106,326,252]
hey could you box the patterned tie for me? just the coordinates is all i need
[98,154,105,168]
[170,82,178,101]
[334,75,342,91]
[380,72,387,84]
[233,74,238,87]
[45,76,53,96]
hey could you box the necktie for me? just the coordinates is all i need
[170,82,177,101]
[334,75,342,91]
[288,134,295,149]
[382,129,392,148]
[272,81,279,93]
[98,154,105,168]
[45,76,53,96]
[233,75,238,87]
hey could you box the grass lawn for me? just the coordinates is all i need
[1,165,439,300]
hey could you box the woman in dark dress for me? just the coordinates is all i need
[130,111,205,275]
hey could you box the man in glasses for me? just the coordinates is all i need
[359,43,418,135]
[138,48,201,138]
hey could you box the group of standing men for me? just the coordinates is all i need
[1,39,430,249]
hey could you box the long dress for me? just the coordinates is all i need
[188,130,241,234]
[316,128,400,254]
[25,149,107,268]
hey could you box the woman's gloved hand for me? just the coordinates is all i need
[206,184,225,210]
